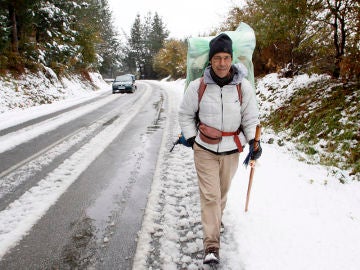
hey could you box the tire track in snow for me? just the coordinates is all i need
[0,95,141,201]
[0,94,119,154]
[0,85,153,259]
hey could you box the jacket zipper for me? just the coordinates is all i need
[218,87,224,152]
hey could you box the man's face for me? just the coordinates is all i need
[210,52,232,78]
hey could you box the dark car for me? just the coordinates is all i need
[112,74,136,94]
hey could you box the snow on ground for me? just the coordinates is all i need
[256,73,330,117]
[0,71,109,124]
[133,78,360,270]
[0,73,359,269]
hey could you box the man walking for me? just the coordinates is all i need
[178,33,262,265]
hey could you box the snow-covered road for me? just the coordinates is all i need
[0,82,154,261]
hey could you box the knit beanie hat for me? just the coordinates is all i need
[209,33,233,61]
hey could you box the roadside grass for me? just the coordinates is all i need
[263,78,359,180]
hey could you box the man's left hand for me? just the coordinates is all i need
[249,139,262,160]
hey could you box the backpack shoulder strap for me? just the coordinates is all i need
[198,77,242,106]
[196,77,207,126]
[237,83,242,105]
[198,77,207,106]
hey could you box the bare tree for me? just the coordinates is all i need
[315,0,358,78]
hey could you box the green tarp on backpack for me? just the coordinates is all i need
[185,22,256,89]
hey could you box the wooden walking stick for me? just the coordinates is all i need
[245,124,262,212]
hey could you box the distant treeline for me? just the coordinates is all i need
[0,0,359,81]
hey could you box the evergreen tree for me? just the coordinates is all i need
[0,0,123,77]
[129,14,146,77]
[141,12,155,78]
[128,12,169,79]
[0,0,42,70]
[121,43,137,75]
[148,12,169,78]
[33,0,79,72]
[0,5,10,60]
[96,0,123,78]
[149,13,169,55]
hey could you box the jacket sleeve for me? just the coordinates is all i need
[240,79,260,143]
[178,79,200,140]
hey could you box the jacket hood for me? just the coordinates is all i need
[204,62,248,85]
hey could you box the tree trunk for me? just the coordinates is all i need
[9,3,19,54]
[329,0,348,79]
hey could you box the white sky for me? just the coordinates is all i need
[107,0,241,39]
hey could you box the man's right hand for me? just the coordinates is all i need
[186,136,196,148]
[179,133,195,148]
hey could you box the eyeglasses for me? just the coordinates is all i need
[212,55,232,62]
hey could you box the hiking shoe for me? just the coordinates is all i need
[220,222,225,233]
[203,247,220,264]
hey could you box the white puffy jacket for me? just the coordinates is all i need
[179,63,259,153]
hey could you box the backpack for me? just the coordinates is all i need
[175,23,255,152]
[185,22,256,90]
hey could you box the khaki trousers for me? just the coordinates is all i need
[193,143,239,250]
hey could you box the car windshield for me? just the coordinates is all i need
[115,75,132,82]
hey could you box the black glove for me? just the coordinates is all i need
[186,136,196,148]
[249,139,262,160]
[179,133,195,148]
